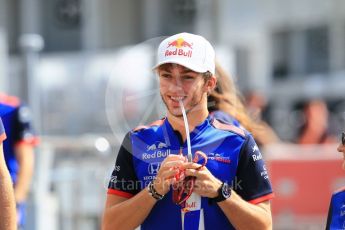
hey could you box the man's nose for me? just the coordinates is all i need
[168,77,183,91]
[337,143,345,153]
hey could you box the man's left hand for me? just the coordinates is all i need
[182,157,222,198]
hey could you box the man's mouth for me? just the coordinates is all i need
[169,96,186,102]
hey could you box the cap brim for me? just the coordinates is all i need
[152,59,210,74]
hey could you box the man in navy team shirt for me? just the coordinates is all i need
[326,131,345,229]
[102,33,274,230]
[0,93,38,228]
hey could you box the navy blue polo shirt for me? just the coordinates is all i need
[108,116,273,229]
[326,187,345,229]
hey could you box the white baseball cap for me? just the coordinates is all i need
[153,32,215,75]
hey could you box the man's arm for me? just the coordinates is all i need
[102,144,185,230]
[0,143,16,230]
[14,143,34,203]
[12,105,37,204]
[218,193,272,229]
[218,134,273,229]
[102,188,157,230]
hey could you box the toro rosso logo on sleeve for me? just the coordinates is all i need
[165,38,193,58]
[208,153,231,164]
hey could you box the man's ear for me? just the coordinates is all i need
[205,76,217,94]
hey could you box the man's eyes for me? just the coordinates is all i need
[161,74,171,79]
[182,75,195,80]
[159,74,197,80]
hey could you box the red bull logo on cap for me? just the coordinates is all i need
[165,37,193,58]
[167,38,193,49]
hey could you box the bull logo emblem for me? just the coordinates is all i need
[167,38,193,49]
[147,144,157,151]
[157,142,167,149]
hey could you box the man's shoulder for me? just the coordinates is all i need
[333,186,345,197]
[127,118,167,151]
[132,118,166,133]
[0,93,21,108]
[210,118,247,138]
[0,93,22,118]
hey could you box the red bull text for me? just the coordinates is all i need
[165,38,193,58]
[165,49,192,58]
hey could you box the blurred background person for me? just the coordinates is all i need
[297,99,337,145]
[244,90,280,146]
[326,131,345,229]
[0,118,16,230]
[208,63,280,147]
[245,90,269,123]
[0,93,38,229]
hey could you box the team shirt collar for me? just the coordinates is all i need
[163,116,212,148]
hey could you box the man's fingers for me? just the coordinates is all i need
[161,160,183,169]
[160,155,186,169]
[160,168,180,181]
[184,168,202,177]
[181,162,202,170]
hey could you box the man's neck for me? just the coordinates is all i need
[167,107,209,142]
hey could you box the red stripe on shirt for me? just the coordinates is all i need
[212,119,246,137]
[14,137,40,147]
[248,193,274,204]
[0,93,20,107]
[0,133,6,142]
[334,186,345,194]
[133,118,166,132]
[149,118,165,127]
[107,189,134,198]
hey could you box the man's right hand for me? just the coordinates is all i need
[153,154,186,195]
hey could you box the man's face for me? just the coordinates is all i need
[158,64,209,117]
[338,132,345,169]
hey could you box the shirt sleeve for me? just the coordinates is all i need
[233,134,274,204]
[211,110,241,127]
[12,105,39,146]
[107,132,140,198]
[0,118,6,142]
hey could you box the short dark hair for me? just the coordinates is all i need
[157,63,213,80]
[202,71,213,81]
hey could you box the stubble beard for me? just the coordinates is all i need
[160,91,205,119]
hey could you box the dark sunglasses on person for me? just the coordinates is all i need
[342,132,345,146]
